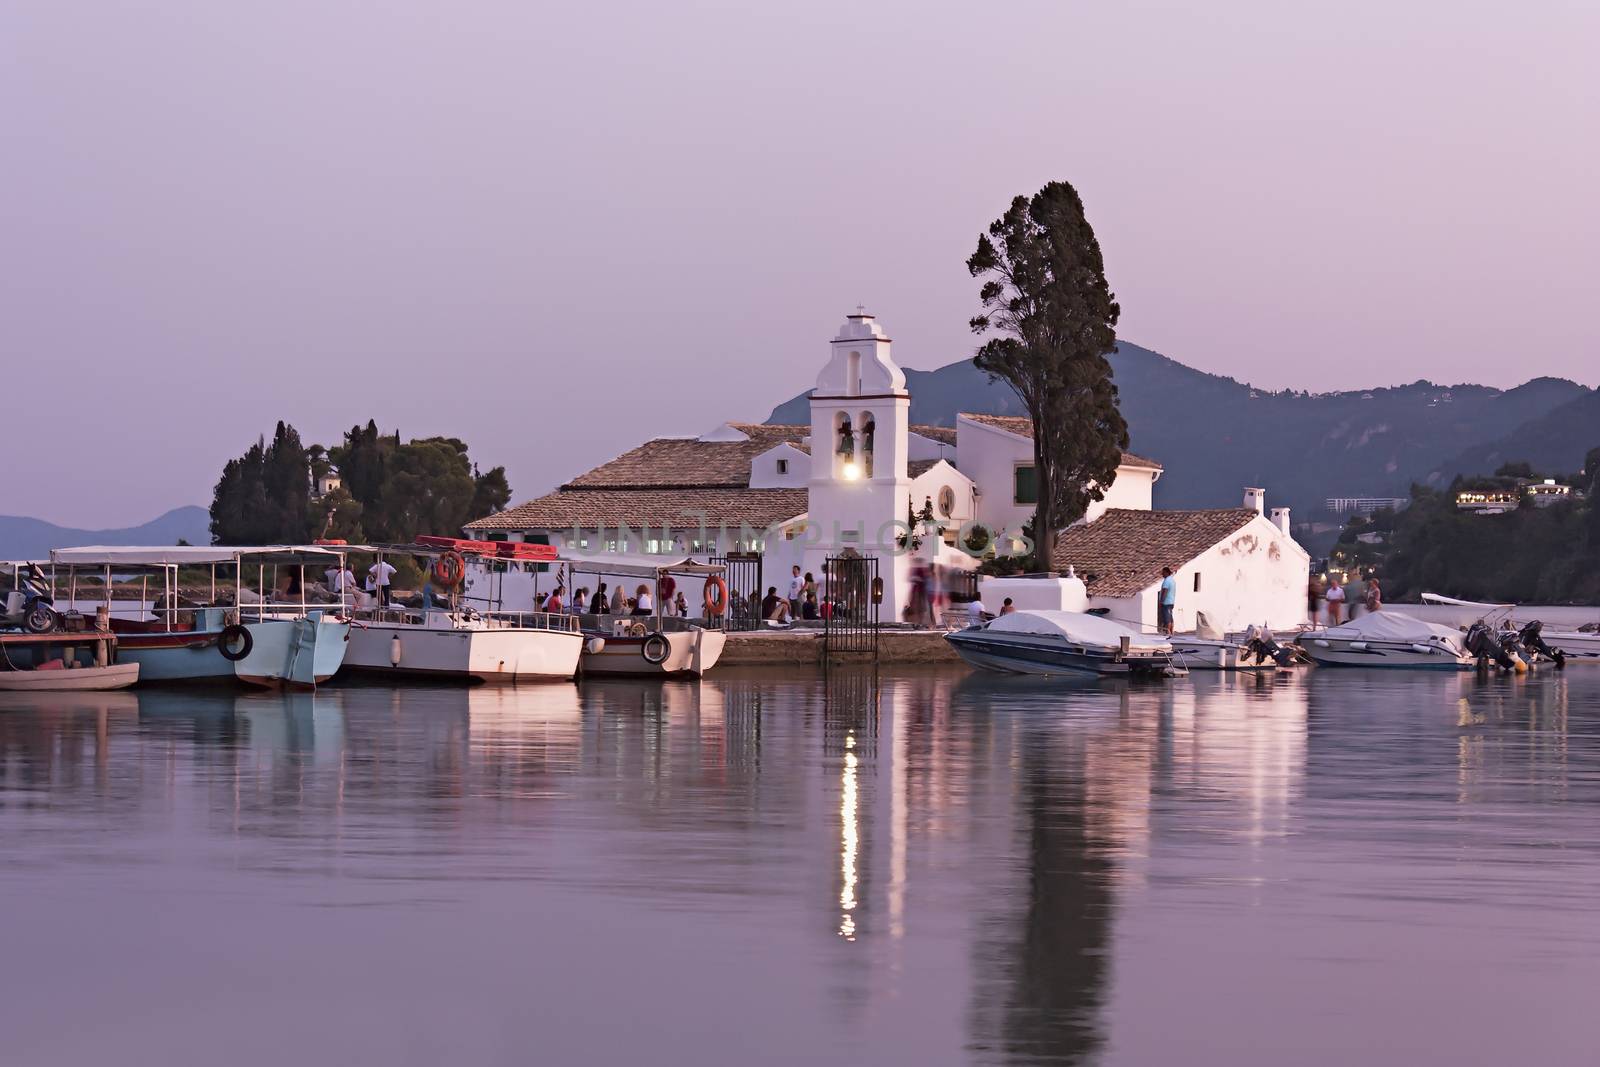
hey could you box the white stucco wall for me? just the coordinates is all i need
[749,443,812,488]
[1086,513,1310,634]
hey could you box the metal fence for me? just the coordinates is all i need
[822,553,879,658]
[711,552,764,632]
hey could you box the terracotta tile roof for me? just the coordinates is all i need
[565,423,809,489]
[909,424,957,445]
[1052,508,1258,597]
[466,488,808,532]
[958,413,1162,470]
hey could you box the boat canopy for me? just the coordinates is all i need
[1319,611,1463,644]
[559,552,725,577]
[1420,593,1513,610]
[50,545,345,567]
[988,610,1172,650]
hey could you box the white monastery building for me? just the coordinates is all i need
[468,311,1309,631]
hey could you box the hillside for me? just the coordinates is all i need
[767,344,1590,516]
[1434,387,1600,480]
[0,506,210,560]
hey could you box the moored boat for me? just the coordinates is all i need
[0,629,139,691]
[1421,593,1600,665]
[1167,618,1298,671]
[946,610,1181,677]
[1296,611,1474,669]
[337,540,585,683]
[48,546,352,690]
[559,553,730,678]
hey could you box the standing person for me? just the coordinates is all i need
[1325,577,1346,625]
[591,583,609,615]
[632,583,653,616]
[673,591,689,618]
[802,571,817,603]
[787,565,804,619]
[571,587,588,615]
[1308,574,1324,625]
[1157,566,1178,636]
[1365,574,1383,613]
[368,557,397,607]
[1345,572,1366,619]
[999,597,1016,615]
[968,596,989,624]
[545,586,564,614]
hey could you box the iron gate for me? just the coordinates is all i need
[711,551,763,631]
[822,553,880,658]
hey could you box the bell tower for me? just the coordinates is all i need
[805,310,913,619]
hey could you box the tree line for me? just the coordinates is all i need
[209,420,510,545]
[1371,449,1600,604]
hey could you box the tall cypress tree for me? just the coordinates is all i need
[968,181,1128,573]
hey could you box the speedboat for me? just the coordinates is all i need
[49,546,352,689]
[1296,611,1473,669]
[338,540,586,683]
[946,610,1181,677]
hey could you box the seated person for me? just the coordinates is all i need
[801,591,818,620]
[760,586,791,623]
[632,584,654,616]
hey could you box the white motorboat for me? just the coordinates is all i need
[1297,611,1474,669]
[337,541,585,683]
[1421,593,1600,665]
[946,610,1181,677]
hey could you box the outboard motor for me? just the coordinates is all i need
[1243,625,1296,667]
[1518,620,1566,668]
[1464,621,1516,671]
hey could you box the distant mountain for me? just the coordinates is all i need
[766,343,1591,517]
[0,506,210,560]
[1434,387,1600,480]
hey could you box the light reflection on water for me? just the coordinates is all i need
[1,668,1597,1066]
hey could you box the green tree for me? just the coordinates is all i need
[968,181,1128,574]
[209,422,312,544]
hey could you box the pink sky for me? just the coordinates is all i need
[3,1,1597,528]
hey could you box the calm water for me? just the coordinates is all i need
[2,668,1597,1066]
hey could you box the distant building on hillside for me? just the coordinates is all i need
[1325,496,1408,516]
[1455,489,1519,513]
[1525,479,1572,508]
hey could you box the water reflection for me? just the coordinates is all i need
[1,669,1597,1066]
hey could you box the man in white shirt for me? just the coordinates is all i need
[368,559,397,606]
[787,565,805,619]
[967,597,988,625]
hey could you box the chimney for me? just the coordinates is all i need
[1244,487,1265,514]
[1270,506,1291,535]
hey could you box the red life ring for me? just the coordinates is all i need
[703,576,728,616]
[432,551,466,588]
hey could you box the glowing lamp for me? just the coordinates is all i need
[842,462,861,481]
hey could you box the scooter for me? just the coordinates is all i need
[1,564,62,633]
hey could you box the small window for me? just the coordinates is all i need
[1193,572,1202,593]
[1014,465,1038,505]
[776,459,788,474]
[938,485,955,517]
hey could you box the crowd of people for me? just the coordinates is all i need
[1308,570,1382,626]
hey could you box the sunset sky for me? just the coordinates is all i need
[4,1,1597,527]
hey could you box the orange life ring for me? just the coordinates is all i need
[432,551,466,588]
[703,576,728,616]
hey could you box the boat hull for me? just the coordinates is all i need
[1542,630,1600,663]
[343,622,582,682]
[1298,640,1473,670]
[1167,636,1283,671]
[946,630,1171,677]
[0,662,140,691]
[235,616,351,690]
[115,629,238,682]
[579,628,725,677]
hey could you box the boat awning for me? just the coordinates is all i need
[1420,593,1513,610]
[50,545,346,567]
[557,552,725,577]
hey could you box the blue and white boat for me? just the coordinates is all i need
[946,610,1180,677]
[48,546,352,690]
[1296,610,1473,669]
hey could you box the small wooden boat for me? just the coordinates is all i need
[0,630,140,691]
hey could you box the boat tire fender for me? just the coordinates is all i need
[642,634,671,665]
[219,624,254,662]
